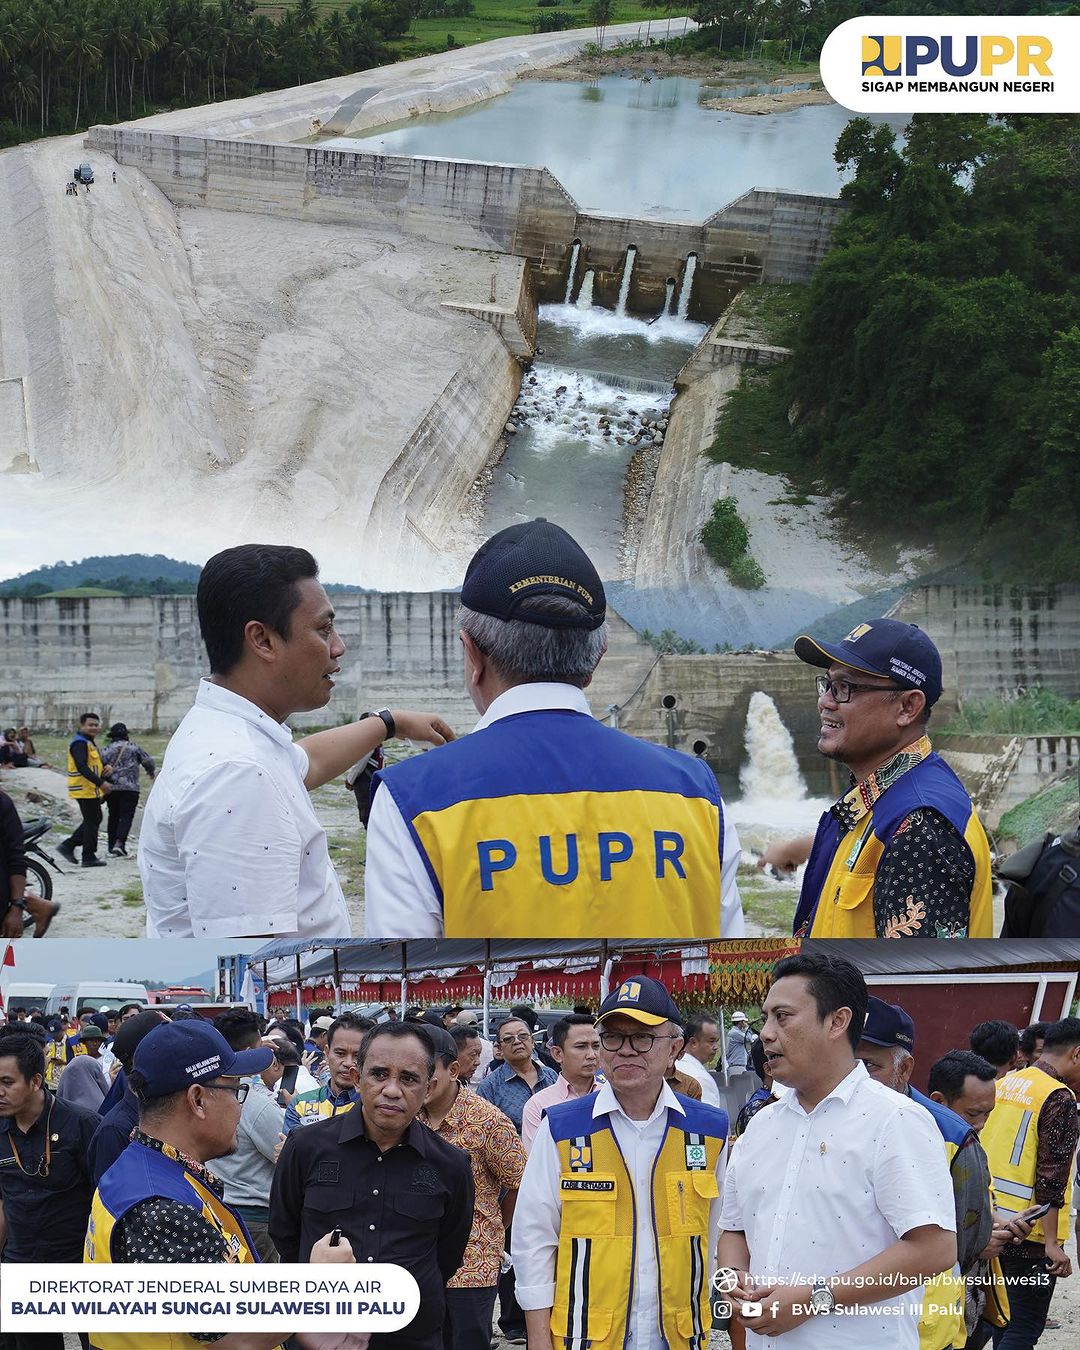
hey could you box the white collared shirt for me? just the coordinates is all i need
[138,680,350,938]
[364,682,744,938]
[719,1061,955,1349]
[675,1054,722,1107]
[514,1080,726,1350]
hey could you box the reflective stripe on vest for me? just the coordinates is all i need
[802,753,992,938]
[85,1139,263,1350]
[981,1066,1075,1245]
[376,709,725,938]
[548,1094,727,1350]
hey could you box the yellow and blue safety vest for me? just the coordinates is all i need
[547,1092,728,1350]
[981,1065,1075,1247]
[796,752,992,938]
[85,1137,261,1349]
[909,1086,980,1350]
[68,733,105,800]
[374,709,725,937]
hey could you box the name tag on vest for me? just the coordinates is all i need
[561,1178,615,1192]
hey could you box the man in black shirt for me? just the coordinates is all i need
[271,1022,474,1350]
[0,1030,98,1350]
[0,789,58,939]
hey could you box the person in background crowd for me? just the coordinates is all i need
[1018,1023,1049,1068]
[510,1005,557,1071]
[980,1017,1080,1350]
[450,1023,485,1084]
[117,1003,142,1024]
[475,1016,557,1343]
[970,1022,1023,1079]
[15,727,51,769]
[56,1054,109,1113]
[520,1014,602,1154]
[420,1026,528,1350]
[0,1030,98,1350]
[304,1015,334,1080]
[674,1011,721,1106]
[88,1009,170,1186]
[442,1005,464,1029]
[365,518,745,940]
[271,1022,474,1350]
[856,997,993,1350]
[207,1009,286,1262]
[57,712,112,868]
[0,786,59,938]
[0,729,28,768]
[139,542,452,938]
[282,1012,371,1133]
[734,1035,776,1138]
[927,1050,1000,1133]
[514,975,728,1350]
[43,1017,69,1089]
[764,619,992,938]
[724,1010,755,1073]
[100,722,155,858]
[719,951,956,1347]
[85,1019,359,1350]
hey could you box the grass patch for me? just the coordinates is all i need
[706,367,802,477]
[118,885,144,907]
[943,689,1080,735]
[737,867,795,937]
[998,779,1079,850]
[327,830,367,890]
[729,282,806,347]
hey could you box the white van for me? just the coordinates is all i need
[2,982,54,1014]
[45,982,150,1016]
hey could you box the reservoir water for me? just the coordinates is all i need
[325,75,909,218]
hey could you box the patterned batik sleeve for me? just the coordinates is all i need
[874,808,976,938]
[113,1197,227,1343]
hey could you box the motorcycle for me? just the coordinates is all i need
[20,817,64,928]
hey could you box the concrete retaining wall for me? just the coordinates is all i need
[85,125,845,320]
[892,585,1080,700]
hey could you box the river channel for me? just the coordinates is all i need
[327,77,907,577]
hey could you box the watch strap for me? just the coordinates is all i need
[375,708,396,741]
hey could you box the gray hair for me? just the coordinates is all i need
[458,599,607,687]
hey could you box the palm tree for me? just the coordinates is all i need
[68,12,104,131]
[9,63,38,130]
[24,2,62,133]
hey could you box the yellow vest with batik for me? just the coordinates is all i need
[85,1137,261,1350]
[548,1092,728,1350]
[373,710,725,938]
[44,1039,70,1089]
[910,1088,975,1350]
[981,1065,1075,1246]
[68,734,105,800]
[798,740,992,939]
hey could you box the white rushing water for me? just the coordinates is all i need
[732,692,829,841]
[663,279,675,315]
[575,269,595,309]
[676,253,697,320]
[564,241,581,305]
[615,246,637,317]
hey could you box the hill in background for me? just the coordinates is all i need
[0,554,371,597]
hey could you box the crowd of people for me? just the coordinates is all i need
[0,953,1076,1350]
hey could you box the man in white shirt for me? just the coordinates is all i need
[364,519,744,940]
[138,543,453,938]
[675,1012,722,1107]
[513,975,729,1350]
[718,950,957,1348]
[521,1014,602,1153]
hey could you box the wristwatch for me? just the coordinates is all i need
[374,708,396,741]
[809,1281,835,1315]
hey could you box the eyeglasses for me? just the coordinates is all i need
[204,1081,250,1103]
[499,1033,533,1046]
[815,675,901,704]
[599,1030,680,1053]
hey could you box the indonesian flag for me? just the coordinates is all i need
[0,942,13,1012]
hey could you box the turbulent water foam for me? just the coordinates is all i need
[512,365,669,452]
[541,302,707,345]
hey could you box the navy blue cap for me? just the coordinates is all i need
[132,1020,271,1099]
[461,519,605,630]
[794,618,943,707]
[88,1013,110,1033]
[45,1016,64,1034]
[861,996,915,1051]
[596,976,681,1028]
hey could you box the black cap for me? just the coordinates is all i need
[860,996,916,1051]
[111,1009,169,1069]
[596,976,681,1028]
[461,519,605,630]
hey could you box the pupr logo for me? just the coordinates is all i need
[860,33,1052,81]
[862,36,901,76]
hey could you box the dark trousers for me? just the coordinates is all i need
[65,799,102,861]
[498,1220,524,1336]
[105,790,138,850]
[444,1286,498,1350]
[991,1250,1056,1350]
